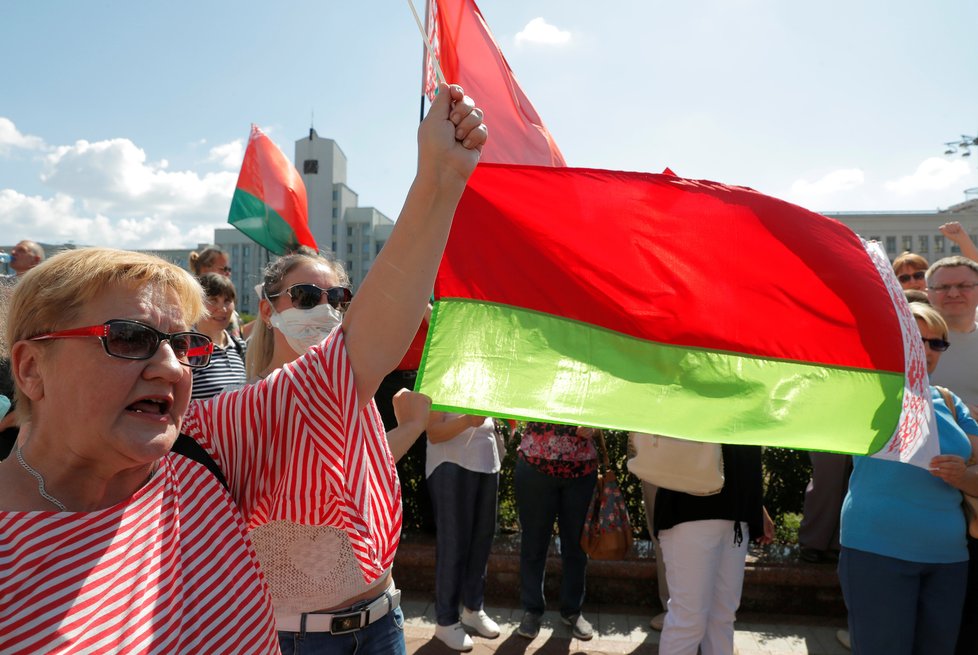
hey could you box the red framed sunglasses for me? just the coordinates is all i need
[29,319,214,368]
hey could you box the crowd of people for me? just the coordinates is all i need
[0,89,976,655]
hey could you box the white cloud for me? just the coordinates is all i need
[39,137,235,220]
[0,117,46,153]
[0,134,238,248]
[789,168,865,200]
[207,139,245,170]
[0,188,226,250]
[883,157,972,195]
[515,17,571,46]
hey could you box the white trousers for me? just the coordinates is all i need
[657,519,748,655]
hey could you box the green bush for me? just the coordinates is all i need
[762,447,812,520]
[774,511,804,545]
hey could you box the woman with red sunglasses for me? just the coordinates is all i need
[0,83,486,655]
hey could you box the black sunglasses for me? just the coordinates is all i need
[266,284,353,310]
[898,271,926,284]
[922,337,950,352]
[29,319,214,368]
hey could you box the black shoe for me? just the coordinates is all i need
[799,547,823,563]
[517,612,542,639]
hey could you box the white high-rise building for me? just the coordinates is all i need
[294,128,394,287]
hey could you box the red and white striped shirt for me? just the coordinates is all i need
[0,329,400,653]
[0,456,279,654]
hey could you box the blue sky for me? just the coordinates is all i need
[2,0,976,249]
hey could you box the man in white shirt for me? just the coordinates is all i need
[927,256,978,414]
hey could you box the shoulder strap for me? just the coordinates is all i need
[936,386,957,421]
[171,433,229,490]
[594,429,610,468]
[228,334,245,358]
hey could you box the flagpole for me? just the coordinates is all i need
[418,0,430,124]
[407,0,445,95]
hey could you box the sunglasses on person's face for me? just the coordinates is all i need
[29,319,214,368]
[266,284,353,311]
[898,271,926,284]
[922,337,950,352]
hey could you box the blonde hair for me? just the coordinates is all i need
[8,248,206,419]
[245,252,348,380]
[910,301,948,340]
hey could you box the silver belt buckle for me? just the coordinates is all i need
[329,610,365,635]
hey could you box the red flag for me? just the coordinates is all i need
[425,0,566,167]
[228,125,318,255]
[419,164,935,466]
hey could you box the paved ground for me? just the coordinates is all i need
[402,595,850,655]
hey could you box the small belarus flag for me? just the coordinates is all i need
[228,125,318,255]
[417,164,936,466]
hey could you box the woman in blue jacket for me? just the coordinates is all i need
[840,302,978,655]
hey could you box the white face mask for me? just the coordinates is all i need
[270,303,343,354]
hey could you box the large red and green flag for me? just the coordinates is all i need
[228,125,318,255]
[423,0,566,166]
[417,164,937,466]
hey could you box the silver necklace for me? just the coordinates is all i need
[15,445,67,511]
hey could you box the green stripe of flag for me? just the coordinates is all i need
[417,299,903,455]
[228,188,302,256]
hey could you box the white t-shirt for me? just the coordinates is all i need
[426,415,501,477]
[932,324,978,406]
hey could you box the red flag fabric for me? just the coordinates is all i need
[228,125,318,256]
[425,0,566,166]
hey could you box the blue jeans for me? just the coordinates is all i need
[278,607,406,655]
[514,457,597,618]
[839,547,967,655]
[427,462,499,626]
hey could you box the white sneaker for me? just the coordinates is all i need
[461,607,501,638]
[434,623,473,652]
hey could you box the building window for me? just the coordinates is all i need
[376,242,384,255]
[332,208,338,218]
[362,242,370,255]
[885,236,897,255]
[901,235,913,252]
[303,159,319,174]
[332,225,337,235]
[332,190,338,201]
[243,245,250,257]
[347,244,353,254]
[918,235,929,253]
[347,227,353,237]
[347,260,353,270]
[332,240,337,251]
[935,235,945,253]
